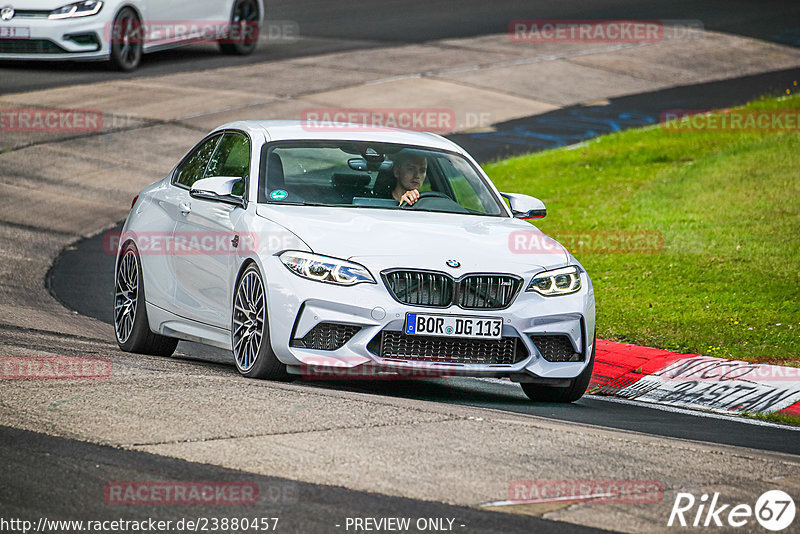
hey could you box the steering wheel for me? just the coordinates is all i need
[407,191,452,207]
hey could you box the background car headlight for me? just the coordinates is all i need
[49,0,103,19]
[527,266,581,295]
[279,251,375,286]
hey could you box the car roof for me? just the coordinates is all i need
[211,120,466,154]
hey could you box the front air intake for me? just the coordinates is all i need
[382,270,454,307]
[457,274,522,309]
[382,270,521,310]
[370,331,528,365]
[530,334,583,362]
[291,323,361,351]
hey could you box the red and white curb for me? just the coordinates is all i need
[589,340,800,417]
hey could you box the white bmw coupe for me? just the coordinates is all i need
[114,120,596,402]
[0,0,263,70]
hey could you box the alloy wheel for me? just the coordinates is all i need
[112,9,142,71]
[233,269,265,372]
[114,250,138,343]
[224,0,260,52]
[233,0,260,35]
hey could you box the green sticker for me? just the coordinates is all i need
[269,189,288,201]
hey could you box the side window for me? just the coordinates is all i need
[175,135,221,188]
[205,132,250,197]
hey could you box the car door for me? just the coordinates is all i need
[129,171,185,314]
[167,134,222,315]
[172,131,250,329]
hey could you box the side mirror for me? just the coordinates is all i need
[190,176,245,207]
[500,193,546,219]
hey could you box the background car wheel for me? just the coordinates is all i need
[219,0,260,55]
[109,7,143,72]
[521,335,595,403]
[114,243,178,356]
[232,264,289,379]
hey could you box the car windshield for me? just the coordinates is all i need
[258,141,506,216]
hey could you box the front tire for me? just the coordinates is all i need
[114,243,178,356]
[232,263,288,379]
[521,335,595,403]
[109,7,143,72]
[219,0,260,55]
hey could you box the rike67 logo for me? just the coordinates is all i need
[668,490,795,530]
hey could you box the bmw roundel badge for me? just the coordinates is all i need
[446,259,461,268]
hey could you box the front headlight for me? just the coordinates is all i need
[527,265,581,296]
[49,0,103,19]
[279,251,375,286]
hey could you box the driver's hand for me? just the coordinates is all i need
[398,189,420,207]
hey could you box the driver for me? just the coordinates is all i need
[391,149,427,206]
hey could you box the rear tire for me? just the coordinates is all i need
[521,335,595,403]
[218,0,260,55]
[232,263,289,379]
[114,243,178,356]
[109,7,143,72]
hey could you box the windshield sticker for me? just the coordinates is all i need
[269,189,288,201]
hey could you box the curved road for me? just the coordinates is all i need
[0,0,798,94]
[49,221,800,455]
[4,3,800,531]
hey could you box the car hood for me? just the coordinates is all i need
[255,205,569,272]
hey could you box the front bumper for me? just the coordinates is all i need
[262,256,596,382]
[0,14,110,61]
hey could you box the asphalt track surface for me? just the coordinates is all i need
[48,220,800,457]
[0,425,610,534]
[0,0,798,94]
[48,65,800,457]
[7,2,800,530]
[452,67,800,162]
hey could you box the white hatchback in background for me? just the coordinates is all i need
[114,120,596,402]
[0,0,264,70]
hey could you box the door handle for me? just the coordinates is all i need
[179,201,191,216]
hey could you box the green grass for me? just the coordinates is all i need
[485,95,800,364]
[743,411,800,427]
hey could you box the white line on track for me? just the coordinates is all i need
[481,493,617,508]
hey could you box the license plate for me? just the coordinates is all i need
[0,27,30,39]
[405,313,503,340]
